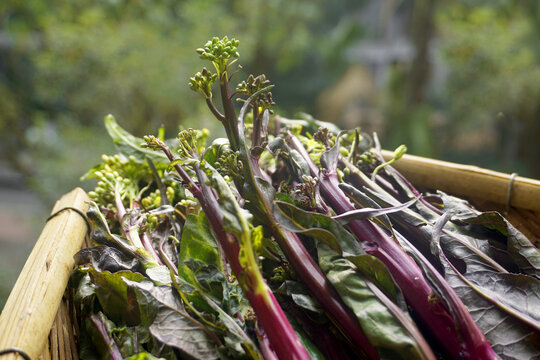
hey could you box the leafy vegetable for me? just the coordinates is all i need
[72,36,540,360]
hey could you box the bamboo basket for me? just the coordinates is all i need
[0,156,539,359]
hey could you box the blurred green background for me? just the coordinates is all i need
[2,0,540,309]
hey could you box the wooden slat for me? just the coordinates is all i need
[382,150,540,213]
[0,188,89,360]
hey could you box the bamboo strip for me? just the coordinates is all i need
[381,150,540,213]
[62,300,77,360]
[0,188,89,360]
[51,310,60,360]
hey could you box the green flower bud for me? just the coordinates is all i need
[393,144,407,160]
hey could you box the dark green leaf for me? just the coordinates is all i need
[111,325,152,358]
[184,259,226,301]
[274,200,358,255]
[70,269,96,304]
[320,132,344,171]
[457,211,540,279]
[432,221,540,360]
[194,290,262,360]
[178,212,221,285]
[124,280,179,327]
[84,312,123,360]
[205,164,251,238]
[286,316,327,360]
[89,269,146,325]
[150,306,220,360]
[75,245,141,273]
[125,280,221,360]
[276,280,322,313]
[277,115,342,135]
[254,176,275,206]
[440,268,540,359]
[337,183,398,232]
[274,200,402,300]
[463,272,540,328]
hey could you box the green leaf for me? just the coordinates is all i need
[274,200,357,254]
[150,307,220,360]
[75,245,141,273]
[317,244,432,360]
[205,164,251,238]
[464,272,540,328]
[89,269,146,325]
[184,259,226,302]
[82,312,123,360]
[104,114,167,162]
[146,265,174,285]
[276,115,342,135]
[194,290,262,360]
[286,316,326,360]
[178,212,221,285]
[319,132,343,171]
[274,200,401,300]
[80,162,105,181]
[125,280,221,360]
[71,271,96,304]
[111,325,153,358]
[275,280,322,313]
[337,183,398,232]
[253,176,275,206]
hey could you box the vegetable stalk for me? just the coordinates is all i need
[286,134,498,359]
[144,136,310,360]
[191,37,380,359]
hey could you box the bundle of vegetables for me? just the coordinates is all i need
[72,37,540,360]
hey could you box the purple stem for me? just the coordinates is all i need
[158,235,179,276]
[256,326,280,360]
[233,108,379,358]
[156,142,310,360]
[193,166,311,360]
[89,313,123,360]
[287,134,498,360]
[140,232,163,265]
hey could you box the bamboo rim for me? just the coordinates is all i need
[0,188,89,360]
[381,150,540,214]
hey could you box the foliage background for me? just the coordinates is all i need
[1,0,540,309]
